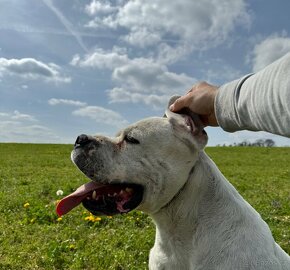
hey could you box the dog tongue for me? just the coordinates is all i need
[56,181,103,217]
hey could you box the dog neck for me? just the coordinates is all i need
[148,151,290,270]
[151,151,217,226]
[149,151,256,268]
[151,151,208,233]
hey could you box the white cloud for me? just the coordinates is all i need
[72,106,128,127]
[71,48,129,69]
[121,27,161,48]
[0,110,59,143]
[112,58,194,95]
[0,122,60,143]
[11,110,37,121]
[48,98,87,107]
[83,0,251,66]
[0,57,71,83]
[85,0,117,16]
[72,49,195,108]
[108,88,170,110]
[0,110,36,122]
[85,0,250,52]
[252,33,290,72]
[77,0,251,109]
[156,43,192,65]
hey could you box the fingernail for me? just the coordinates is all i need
[169,104,174,111]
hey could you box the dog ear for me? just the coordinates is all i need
[164,95,208,150]
[163,95,181,117]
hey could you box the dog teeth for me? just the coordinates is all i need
[125,188,133,193]
[108,192,119,197]
[92,190,96,199]
[107,190,132,198]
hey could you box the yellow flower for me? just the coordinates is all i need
[57,217,63,222]
[69,244,76,250]
[84,214,102,222]
[94,217,102,222]
[30,218,36,223]
[23,202,30,208]
[84,215,95,222]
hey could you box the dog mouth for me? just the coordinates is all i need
[56,181,143,217]
[165,107,207,137]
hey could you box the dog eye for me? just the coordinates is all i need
[124,134,140,144]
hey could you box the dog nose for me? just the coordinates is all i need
[74,134,91,148]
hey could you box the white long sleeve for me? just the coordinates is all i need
[215,52,290,137]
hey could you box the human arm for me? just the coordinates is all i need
[215,53,290,137]
[170,53,290,138]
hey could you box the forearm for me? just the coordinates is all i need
[215,53,290,137]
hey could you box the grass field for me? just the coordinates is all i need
[0,143,289,269]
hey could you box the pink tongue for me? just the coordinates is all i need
[56,181,104,217]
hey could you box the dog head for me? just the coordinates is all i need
[56,96,208,217]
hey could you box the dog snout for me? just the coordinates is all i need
[74,134,93,148]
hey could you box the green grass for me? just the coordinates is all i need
[0,144,289,269]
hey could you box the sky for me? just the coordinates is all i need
[0,0,290,146]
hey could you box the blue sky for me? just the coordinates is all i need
[1,0,290,146]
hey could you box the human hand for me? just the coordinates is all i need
[170,81,219,127]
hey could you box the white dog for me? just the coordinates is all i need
[57,97,290,270]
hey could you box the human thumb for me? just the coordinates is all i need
[169,96,187,112]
